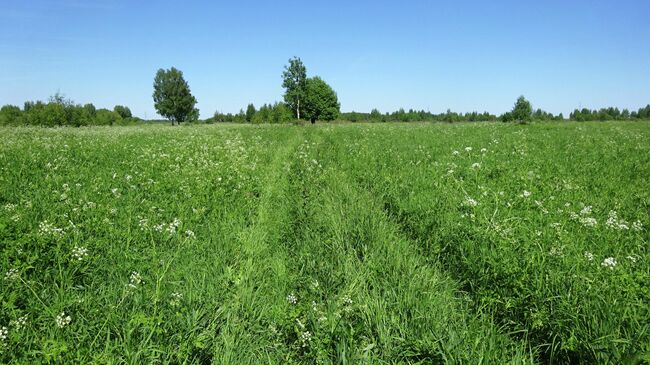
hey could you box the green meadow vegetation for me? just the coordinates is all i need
[1,121,648,364]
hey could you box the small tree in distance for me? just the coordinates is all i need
[153,67,198,125]
[512,95,532,123]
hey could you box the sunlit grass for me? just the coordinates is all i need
[1,122,648,363]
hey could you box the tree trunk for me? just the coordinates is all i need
[297,98,300,120]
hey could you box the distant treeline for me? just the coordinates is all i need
[0,94,142,127]
[569,105,650,121]
[211,102,293,124]
[2,94,649,126]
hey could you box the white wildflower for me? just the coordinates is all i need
[4,268,19,281]
[471,162,480,169]
[465,147,472,152]
[580,217,598,228]
[71,246,88,261]
[286,293,297,305]
[601,257,617,269]
[170,292,183,307]
[464,197,478,207]
[300,331,312,347]
[128,271,142,288]
[452,150,460,155]
[0,326,7,342]
[632,220,643,232]
[166,218,181,236]
[520,190,532,198]
[10,315,27,330]
[3,203,16,211]
[55,312,72,328]
[584,251,594,261]
[580,205,592,215]
[626,255,638,263]
[549,246,563,257]
[39,220,65,237]
[342,295,353,306]
[185,230,195,239]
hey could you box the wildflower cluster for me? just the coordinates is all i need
[71,245,89,261]
[4,268,19,281]
[601,257,617,269]
[9,315,28,330]
[56,312,72,328]
[128,271,143,288]
[170,292,183,306]
[39,220,65,237]
[286,293,297,305]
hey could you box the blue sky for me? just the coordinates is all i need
[1,0,649,118]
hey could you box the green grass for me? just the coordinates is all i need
[1,122,648,364]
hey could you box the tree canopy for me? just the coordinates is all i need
[303,77,340,124]
[153,67,198,125]
[511,96,532,122]
[282,57,307,119]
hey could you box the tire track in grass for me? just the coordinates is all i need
[211,128,304,364]
[277,128,534,364]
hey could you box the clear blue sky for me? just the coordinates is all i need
[1,0,649,119]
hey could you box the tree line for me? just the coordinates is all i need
[569,105,650,121]
[0,93,140,127]
[1,58,649,126]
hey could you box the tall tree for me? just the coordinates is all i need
[511,95,532,122]
[302,77,340,124]
[282,57,307,119]
[153,67,198,125]
[245,103,256,123]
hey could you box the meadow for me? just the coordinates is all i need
[1,121,648,364]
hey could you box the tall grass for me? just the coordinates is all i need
[1,122,648,363]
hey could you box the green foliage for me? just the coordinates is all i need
[570,104,650,121]
[1,123,544,363]
[282,57,307,119]
[153,67,198,125]
[113,105,132,119]
[0,105,22,125]
[245,103,256,123]
[302,77,340,123]
[512,95,533,122]
[0,93,142,127]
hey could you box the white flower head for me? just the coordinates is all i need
[465,147,473,152]
[584,251,594,261]
[10,315,28,330]
[4,268,19,281]
[0,326,7,342]
[300,331,312,347]
[71,246,88,261]
[286,293,297,305]
[128,271,142,288]
[56,312,72,328]
[471,162,481,169]
[464,197,478,207]
[170,292,183,307]
[601,257,617,269]
[580,217,598,228]
[452,150,460,156]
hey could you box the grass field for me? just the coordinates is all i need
[1,122,649,364]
